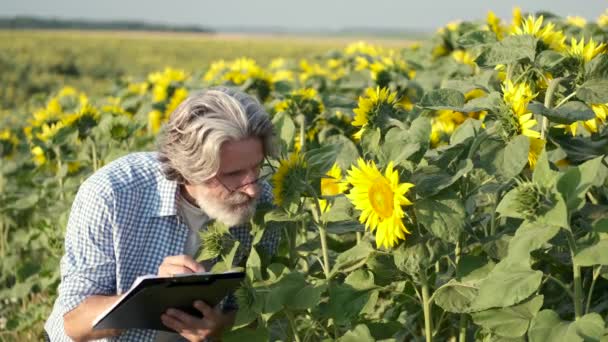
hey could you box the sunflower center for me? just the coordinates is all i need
[369,179,394,219]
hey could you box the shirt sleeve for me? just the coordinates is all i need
[56,180,117,316]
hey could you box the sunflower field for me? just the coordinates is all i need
[3,8,608,341]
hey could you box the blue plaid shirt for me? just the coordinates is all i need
[45,152,280,341]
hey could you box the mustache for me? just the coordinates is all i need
[225,192,255,206]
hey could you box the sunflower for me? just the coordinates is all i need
[352,87,399,140]
[555,103,607,136]
[599,10,608,27]
[451,50,477,67]
[318,163,347,213]
[36,122,65,143]
[511,15,566,51]
[148,110,163,134]
[486,10,505,40]
[31,146,47,166]
[528,138,546,170]
[345,159,414,249]
[274,88,324,116]
[518,113,541,139]
[272,153,307,207]
[566,37,607,63]
[502,80,537,116]
[566,16,587,28]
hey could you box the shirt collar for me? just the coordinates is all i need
[153,173,179,217]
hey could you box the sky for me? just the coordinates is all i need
[1,0,606,32]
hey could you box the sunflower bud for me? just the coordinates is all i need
[513,180,554,220]
[197,221,234,261]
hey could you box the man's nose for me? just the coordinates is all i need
[240,182,259,198]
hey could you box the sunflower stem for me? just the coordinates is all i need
[285,310,301,342]
[318,225,331,280]
[53,146,65,201]
[421,282,433,342]
[305,183,332,280]
[506,63,515,83]
[356,232,362,244]
[91,139,98,171]
[541,77,564,140]
[458,314,467,342]
[585,266,602,314]
[566,229,583,320]
[298,114,306,153]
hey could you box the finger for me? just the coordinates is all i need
[193,301,215,319]
[165,255,205,272]
[159,265,194,277]
[166,308,202,327]
[161,313,185,332]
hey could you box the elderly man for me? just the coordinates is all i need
[44,87,280,341]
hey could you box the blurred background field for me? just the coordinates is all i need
[0,29,412,114]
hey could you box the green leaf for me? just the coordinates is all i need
[536,50,567,72]
[321,196,355,222]
[413,159,473,198]
[528,101,596,124]
[7,194,39,210]
[585,54,608,81]
[576,79,608,104]
[404,115,432,164]
[462,92,504,113]
[502,135,531,179]
[471,295,544,338]
[271,111,295,152]
[331,241,374,275]
[533,151,559,189]
[470,265,543,311]
[246,248,262,281]
[393,238,446,281]
[419,88,466,110]
[224,327,269,342]
[475,35,538,67]
[263,272,307,313]
[325,135,360,171]
[328,282,378,324]
[557,156,606,211]
[451,119,482,145]
[414,193,466,243]
[338,324,375,342]
[325,221,365,234]
[345,269,377,290]
[505,223,561,267]
[305,144,338,176]
[361,127,381,158]
[366,251,399,285]
[380,128,420,166]
[433,279,478,313]
[575,240,608,267]
[529,310,605,342]
[264,209,308,223]
[289,284,327,310]
[457,30,498,48]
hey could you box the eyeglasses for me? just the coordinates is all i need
[214,170,272,194]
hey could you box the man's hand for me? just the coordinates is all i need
[161,301,236,341]
[158,255,205,277]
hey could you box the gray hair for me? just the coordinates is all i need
[157,87,276,184]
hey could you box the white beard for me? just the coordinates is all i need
[195,189,258,227]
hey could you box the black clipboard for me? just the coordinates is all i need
[92,271,245,331]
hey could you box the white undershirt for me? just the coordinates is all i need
[154,191,211,342]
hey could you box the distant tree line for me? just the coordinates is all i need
[0,16,214,33]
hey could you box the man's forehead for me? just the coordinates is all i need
[218,137,264,172]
